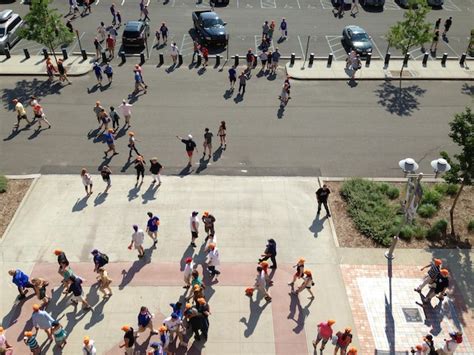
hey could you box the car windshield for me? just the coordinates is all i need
[0,28,4,37]
[203,18,223,27]
[124,30,140,38]
[352,32,369,41]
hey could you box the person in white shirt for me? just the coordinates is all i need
[437,332,462,355]
[206,243,221,278]
[254,266,271,302]
[183,257,194,289]
[80,168,93,196]
[128,225,145,258]
[118,99,133,128]
[189,211,199,247]
[170,42,179,64]
[83,336,97,355]
[162,313,186,346]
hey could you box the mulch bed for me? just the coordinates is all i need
[0,179,32,239]
[328,181,473,249]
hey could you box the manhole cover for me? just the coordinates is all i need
[402,307,423,322]
[390,70,412,77]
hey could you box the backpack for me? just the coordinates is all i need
[99,253,109,265]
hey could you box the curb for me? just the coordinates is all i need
[0,174,41,244]
[5,174,41,180]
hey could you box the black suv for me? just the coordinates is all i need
[122,21,149,47]
[192,10,228,47]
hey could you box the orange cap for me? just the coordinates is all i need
[24,331,33,337]
[345,327,352,333]
[159,325,167,333]
[121,325,130,331]
[185,303,192,309]
[304,269,312,276]
[347,348,357,355]
[193,284,201,291]
[327,319,335,326]
[298,257,305,264]
[440,269,449,277]
[434,258,442,266]
[128,131,135,136]
[83,336,90,344]
[32,304,40,311]
[260,261,269,268]
[54,249,63,255]
[203,211,209,216]
[0,327,4,334]
[208,243,216,250]
[197,298,206,305]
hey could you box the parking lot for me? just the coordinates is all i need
[2,0,472,64]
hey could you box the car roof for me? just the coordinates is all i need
[345,25,366,34]
[201,12,219,19]
[124,21,144,31]
[0,9,13,23]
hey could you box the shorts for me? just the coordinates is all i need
[191,231,198,239]
[229,76,236,82]
[261,60,267,66]
[107,143,115,150]
[316,332,329,346]
[334,344,348,351]
[72,293,86,303]
[134,242,143,250]
[186,150,193,157]
[17,114,28,121]
[106,73,113,79]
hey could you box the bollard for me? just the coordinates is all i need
[308,53,314,67]
[61,48,68,61]
[81,49,87,60]
[23,48,30,59]
[42,48,48,60]
[422,52,429,67]
[5,48,10,59]
[178,54,183,66]
[234,54,239,67]
[290,53,295,66]
[459,53,466,67]
[441,53,448,67]
[196,53,202,66]
[403,53,409,68]
[365,53,371,67]
[327,53,333,67]
[216,54,220,67]
[140,53,145,65]
[384,52,390,67]
[159,53,164,66]
[101,50,107,63]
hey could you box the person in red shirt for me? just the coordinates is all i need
[201,46,209,67]
[106,34,115,58]
[33,104,52,130]
[334,327,353,354]
[312,319,335,352]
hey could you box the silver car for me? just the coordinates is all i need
[0,10,24,53]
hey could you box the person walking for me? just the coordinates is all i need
[110,3,116,25]
[202,212,216,240]
[96,267,112,298]
[143,5,150,21]
[93,37,102,59]
[423,268,450,303]
[8,269,35,299]
[176,134,197,166]
[437,332,462,355]
[162,313,186,347]
[218,121,227,149]
[271,48,280,74]
[46,58,57,81]
[414,258,442,293]
[93,101,104,124]
[104,63,113,84]
[192,40,200,63]
[183,257,194,289]
[202,128,213,159]
[184,304,205,341]
[57,59,71,85]
[93,62,103,86]
[80,168,93,196]
[134,155,146,183]
[149,157,163,185]
[106,34,115,58]
[160,23,169,44]
[430,29,440,53]
[91,249,109,272]
[31,277,51,308]
[109,106,120,131]
[146,211,160,245]
[118,100,133,128]
[51,320,67,349]
[103,129,118,157]
[258,239,277,269]
[316,184,331,217]
[288,257,305,286]
[196,298,211,339]
[206,243,221,278]
[238,71,248,96]
[31,304,55,340]
[279,81,290,107]
[67,275,92,310]
[97,21,106,42]
[189,211,199,247]
[262,20,270,39]
[201,45,209,67]
[292,269,315,298]
[23,331,40,354]
[12,98,32,130]
[32,103,52,130]
[435,17,441,30]
[82,0,92,16]
[116,11,122,27]
[350,0,359,17]
[137,306,158,335]
[251,265,272,302]
[279,18,287,41]
[83,336,97,354]
[0,326,13,353]
[246,49,255,70]
[442,17,452,37]
[228,65,237,90]
[259,51,268,71]
[120,325,135,355]
[170,42,179,65]
[127,132,140,159]
[128,224,145,258]
[134,69,147,94]
[334,328,353,355]
[313,319,335,352]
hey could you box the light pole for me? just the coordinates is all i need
[384,157,451,260]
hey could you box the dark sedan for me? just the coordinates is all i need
[342,25,373,57]
[122,21,149,48]
[192,10,228,47]
[210,0,229,5]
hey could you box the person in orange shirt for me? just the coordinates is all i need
[32,104,52,130]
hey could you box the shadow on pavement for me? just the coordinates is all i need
[94,192,108,206]
[460,83,473,96]
[3,126,31,141]
[72,195,90,212]
[287,293,313,334]
[128,181,143,201]
[308,214,327,238]
[1,79,65,111]
[118,245,155,290]
[141,183,159,204]
[212,146,223,162]
[178,164,193,177]
[195,156,209,174]
[239,293,270,338]
[374,81,427,117]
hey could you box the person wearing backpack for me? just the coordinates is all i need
[91,249,109,273]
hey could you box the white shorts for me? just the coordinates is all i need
[72,293,86,303]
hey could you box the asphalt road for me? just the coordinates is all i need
[3,0,474,64]
[0,64,472,177]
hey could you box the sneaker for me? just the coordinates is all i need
[190,242,197,247]
[153,239,158,245]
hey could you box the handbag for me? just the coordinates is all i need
[331,335,338,345]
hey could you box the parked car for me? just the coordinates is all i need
[342,25,373,56]
[210,0,229,5]
[398,0,443,7]
[122,21,149,48]
[360,0,385,7]
[192,10,228,47]
[0,9,23,53]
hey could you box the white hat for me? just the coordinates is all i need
[398,158,419,173]
[188,134,193,139]
[431,158,451,173]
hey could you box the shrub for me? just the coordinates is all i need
[417,204,437,218]
[445,184,458,196]
[340,178,398,247]
[434,183,449,195]
[0,175,7,193]
[427,219,448,239]
[399,225,414,241]
[413,225,428,240]
[378,183,390,194]
[468,220,474,233]
[421,189,442,208]
[386,186,400,200]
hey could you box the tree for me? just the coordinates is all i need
[440,107,474,237]
[19,0,74,65]
[386,0,432,84]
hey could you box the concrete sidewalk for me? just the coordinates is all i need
[286,59,474,80]
[0,54,93,76]
[0,175,472,354]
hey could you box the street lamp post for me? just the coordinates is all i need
[384,157,451,260]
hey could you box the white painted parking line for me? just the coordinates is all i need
[384,0,402,10]
[320,0,333,9]
[325,35,346,59]
[261,0,277,8]
[297,35,306,61]
[442,40,460,57]
[121,0,125,6]
[180,34,195,57]
[305,0,318,8]
[67,32,85,55]
[236,0,239,7]
[442,0,461,11]
[296,0,301,8]
[371,38,384,59]
[95,0,100,5]
[411,48,434,61]
[149,35,157,58]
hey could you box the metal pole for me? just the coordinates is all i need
[226,34,229,61]
[145,31,150,59]
[76,30,83,53]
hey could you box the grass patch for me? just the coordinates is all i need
[0,176,7,193]
[417,204,437,218]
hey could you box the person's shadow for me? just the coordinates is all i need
[195,156,210,174]
[223,89,233,100]
[141,183,159,204]
[212,146,223,162]
[277,105,285,119]
[240,293,271,337]
[178,164,193,177]
[3,126,30,141]
[234,93,244,104]
[416,293,445,336]
[128,181,142,201]
[94,192,108,206]
[309,213,327,238]
[72,195,90,212]
[287,293,314,334]
[118,246,155,289]
[1,294,33,332]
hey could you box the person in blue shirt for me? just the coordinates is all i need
[103,128,118,157]
[137,306,158,335]
[93,62,102,86]
[104,63,113,84]
[146,212,160,245]
[169,302,183,319]
[91,249,109,272]
[228,65,236,90]
[134,71,147,94]
[9,269,35,299]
